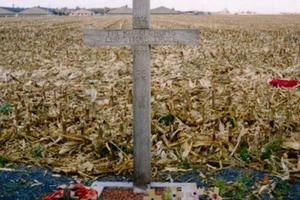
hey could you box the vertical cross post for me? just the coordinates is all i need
[132,0,151,189]
[83,0,199,192]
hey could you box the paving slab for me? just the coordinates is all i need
[92,181,198,200]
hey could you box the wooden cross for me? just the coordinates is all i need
[83,0,199,190]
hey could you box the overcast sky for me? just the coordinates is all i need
[1,0,300,13]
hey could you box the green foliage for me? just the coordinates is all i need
[0,156,9,166]
[154,156,161,161]
[115,79,125,87]
[261,139,283,160]
[273,181,290,199]
[213,174,252,199]
[231,174,252,199]
[0,156,16,168]
[213,179,226,196]
[7,163,17,168]
[232,181,248,200]
[238,173,253,187]
[85,179,94,187]
[159,113,175,126]
[239,146,249,161]
[32,145,47,158]
[178,159,191,169]
[0,102,13,115]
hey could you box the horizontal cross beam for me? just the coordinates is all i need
[83,29,199,46]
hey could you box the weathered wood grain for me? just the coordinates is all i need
[133,0,150,29]
[83,29,199,46]
[132,45,151,189]
[132,0,152,189]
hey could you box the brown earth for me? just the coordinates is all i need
[0,15,299,177]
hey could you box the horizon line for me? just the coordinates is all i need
[1,5,300,14]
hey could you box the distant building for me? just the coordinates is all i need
[0,7,16,17]
[195,11,211,15]
[19,7,52,16]
[90,8,105,15]
[180,11,210,15]
[107,5,132,15]
[62,8,73,16]
[151,6,180,15]
[280,12,300,15]
[53,8,69,16]
[214,9,231,15]
[235,11,257,15]
[70,9,95,16]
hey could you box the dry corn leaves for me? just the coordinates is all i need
[0,15,300,177]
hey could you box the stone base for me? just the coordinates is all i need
[91,181,199,200]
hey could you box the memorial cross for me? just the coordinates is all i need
[83,0,199,190]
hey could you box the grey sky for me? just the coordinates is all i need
[1,0,300,13]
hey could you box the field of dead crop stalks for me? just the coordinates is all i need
[0,15,299,178]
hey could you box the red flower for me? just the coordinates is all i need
[43,190,63,200]
[72,184,98,200]
[43,184,98,200]
[269,79,300,88]
[209,187,223,200]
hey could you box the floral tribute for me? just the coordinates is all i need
[43,184,98,200]
[268,79,300,88]
[143,186,222,200]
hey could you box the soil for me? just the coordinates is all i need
[101,188,165,200]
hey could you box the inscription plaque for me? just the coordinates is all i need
[84,29,199,46]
